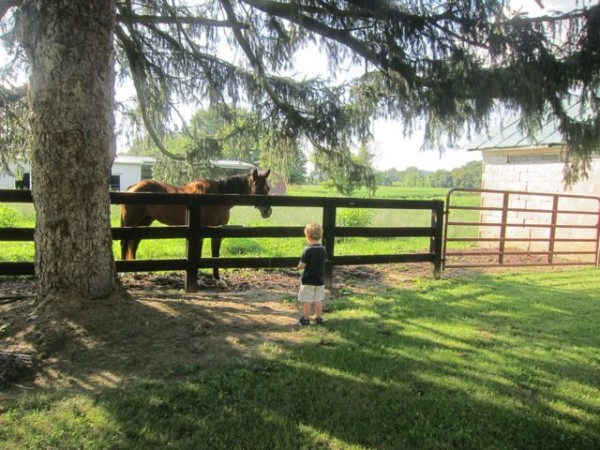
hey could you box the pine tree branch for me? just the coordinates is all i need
[116,12,248,29]
[0,0,21,21]
[219,0,300,117]
[498,6,593,27]
[115,23,185,161]
[240,0,382,69]
[0,84,27,108]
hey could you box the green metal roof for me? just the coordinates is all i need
[469,102,590,151]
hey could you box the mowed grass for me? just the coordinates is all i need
[1,268,599,449]
[0,186,481,262]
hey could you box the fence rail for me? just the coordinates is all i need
[444,188,600,269]
[0,189,444,291]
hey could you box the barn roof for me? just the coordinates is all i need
[113,155,256,170]
[468,119,564,150]
[212,159,255,170]
[114,155,156,165]
[468,101,590,151]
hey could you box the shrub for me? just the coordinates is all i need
[0,205,18,227]
[336,208,372,228]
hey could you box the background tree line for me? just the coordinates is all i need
[126,106,376,194]
[127,106,481,193]
[376,161,482,189]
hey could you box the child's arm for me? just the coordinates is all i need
[298,261,306,269]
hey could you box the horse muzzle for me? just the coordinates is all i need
[256,205,272,218]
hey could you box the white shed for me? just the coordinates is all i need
[0,156,287,194]
[110,155,155,191]
[0,155,156,191]
[471,118,600,197]
[0,161,30,189]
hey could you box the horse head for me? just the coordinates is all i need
[251,169,272,218]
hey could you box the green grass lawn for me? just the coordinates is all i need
[1,268,599,449]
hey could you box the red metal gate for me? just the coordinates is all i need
[443,188,600,269]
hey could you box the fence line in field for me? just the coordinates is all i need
[0,189,444,291]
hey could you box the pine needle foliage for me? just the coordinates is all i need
[1,0,599,184]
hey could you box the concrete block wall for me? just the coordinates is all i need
[477,150,600,257]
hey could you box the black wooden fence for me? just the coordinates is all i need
[0,189,444,291]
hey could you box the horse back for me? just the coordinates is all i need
[185,180,233,226]
[123,179,231,227]
[126,179,180,194]
[184,179,219,194]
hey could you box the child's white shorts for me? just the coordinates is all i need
[298,284,326,303]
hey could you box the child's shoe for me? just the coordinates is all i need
[298,317,310,327]
[315,317,324,325]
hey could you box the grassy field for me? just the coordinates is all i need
[1,267,599,449]
[0,186,480,262]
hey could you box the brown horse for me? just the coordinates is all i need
[120,169,272,287]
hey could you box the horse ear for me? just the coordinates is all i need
[264,169,270,178]
[252,168,258,179]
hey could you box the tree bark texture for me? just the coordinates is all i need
[19,0,120,303]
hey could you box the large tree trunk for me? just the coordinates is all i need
[19,0,121,304]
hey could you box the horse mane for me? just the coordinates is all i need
[215,172,252,194]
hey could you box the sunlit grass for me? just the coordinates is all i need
[1,268,599,449]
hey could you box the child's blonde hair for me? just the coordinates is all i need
[304,223,323,241]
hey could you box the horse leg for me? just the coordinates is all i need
[121,239,140,260]
[121,230,139,260]
[121,213,154,260]
[197,237,203,286]
[121,235,141,260]
[211,236,227,289]
[120,239,129,260]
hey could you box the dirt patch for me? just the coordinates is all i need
[0,266,423,396]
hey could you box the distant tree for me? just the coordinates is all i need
[451,161,483,189]
[314,140,377,196]
[287,153,308,184]
[399,167,426,187]
[307,167,326,185]
[377,167,403,186]
[426,169,453,188]
[376,172,392,187]
[127,107,307,183]
[258,135,307,184]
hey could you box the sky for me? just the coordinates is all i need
[371,121,476,172]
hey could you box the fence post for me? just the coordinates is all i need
[595,202,600,267]
[322,199,336,289]
[431,200,444,279]
[185,201,201,292]
[548,195,559,264]
[499,192,510,265]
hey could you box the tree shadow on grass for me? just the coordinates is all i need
[94,314,599,450]
[2,269,599,449]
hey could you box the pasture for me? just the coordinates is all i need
[1,265,599,449]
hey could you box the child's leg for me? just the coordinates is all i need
[303,302,312,319]
[314,300,323,319]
